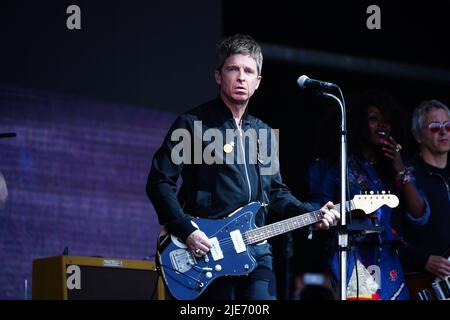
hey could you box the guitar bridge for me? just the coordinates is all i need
[169,249,195,273]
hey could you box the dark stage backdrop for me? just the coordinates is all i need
[0,0,221,113]
[0,85,176,299]
[0,0,222,299]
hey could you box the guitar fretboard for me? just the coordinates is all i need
[243,201,354,245]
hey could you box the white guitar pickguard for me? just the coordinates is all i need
[170,235,187,248]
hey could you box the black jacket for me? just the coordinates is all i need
[398,155,450,271]
[147,97,314,241]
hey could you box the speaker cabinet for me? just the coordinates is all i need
[32,256,167,300]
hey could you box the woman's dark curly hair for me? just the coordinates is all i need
[312,90,409,165]
[347,90,408,157]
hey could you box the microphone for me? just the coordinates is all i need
[297,75,336,90]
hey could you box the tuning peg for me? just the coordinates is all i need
[382,190,386,194]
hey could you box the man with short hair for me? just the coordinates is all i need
[147,34,340,300]
[400,100,450,287]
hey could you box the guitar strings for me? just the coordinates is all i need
[211,210,323,249]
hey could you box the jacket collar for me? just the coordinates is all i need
[412,153,448,174]
[214,95,251,125]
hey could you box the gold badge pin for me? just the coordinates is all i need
[223,143,233,154]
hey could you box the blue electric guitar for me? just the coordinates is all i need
[157,193,399,300]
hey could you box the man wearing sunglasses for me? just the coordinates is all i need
[398,100,450,295]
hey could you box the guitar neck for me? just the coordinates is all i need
[244,201,353,245]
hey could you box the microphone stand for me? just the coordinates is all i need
[318,90,349,300]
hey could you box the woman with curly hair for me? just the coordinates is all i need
[305,90,430,300]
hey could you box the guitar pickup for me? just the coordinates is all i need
[230,230,246,254]
[209,237,223,261]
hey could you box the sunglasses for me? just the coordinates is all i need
[427,121,450,133]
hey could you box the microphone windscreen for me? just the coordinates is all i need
[297,75,309,88]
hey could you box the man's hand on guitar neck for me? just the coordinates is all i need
[313,201,340,230]
[186,229,212,258]
[425,255,450,279]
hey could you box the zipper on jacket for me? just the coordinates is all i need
[429,171,450,201]
[238,126,252,203]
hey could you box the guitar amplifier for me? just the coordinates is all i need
[32,255,167,300]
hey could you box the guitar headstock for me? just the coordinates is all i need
[352,191,399,214]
